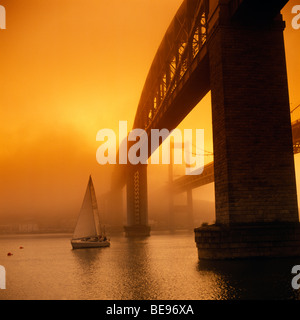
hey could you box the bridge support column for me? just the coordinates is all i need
[195,7,300,259]
[124,164,150,237]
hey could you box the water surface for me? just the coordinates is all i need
[0,231,299,300]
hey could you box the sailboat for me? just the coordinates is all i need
[71,175,110,249]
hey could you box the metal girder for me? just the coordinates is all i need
[172,120,300,193]
[133,0,208,133]
[292,120,300,154]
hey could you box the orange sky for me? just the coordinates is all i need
[0,0,299,221]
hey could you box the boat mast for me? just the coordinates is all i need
[89,175,102,237]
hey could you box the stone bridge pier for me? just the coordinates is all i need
[195,2,300,259]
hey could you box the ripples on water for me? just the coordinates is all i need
[0,231,300,300]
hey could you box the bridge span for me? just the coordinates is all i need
[109,0,300,259]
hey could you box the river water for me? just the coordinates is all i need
[0,231,300,300]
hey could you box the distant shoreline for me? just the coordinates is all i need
[0,228,196,238]
[0,232,73,239]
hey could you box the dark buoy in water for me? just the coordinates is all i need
[7,252,13,256]
[19,246,24,249]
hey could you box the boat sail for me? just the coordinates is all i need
[71,175,110,249]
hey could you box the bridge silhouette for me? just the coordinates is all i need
[107,0,300,259]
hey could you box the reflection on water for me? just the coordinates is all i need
[0,232,300,300]
[119,238,155,300]
[197,258,300,300]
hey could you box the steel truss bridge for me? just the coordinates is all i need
[108,0,300,259]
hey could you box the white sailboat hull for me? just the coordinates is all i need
[71,239,110,249]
